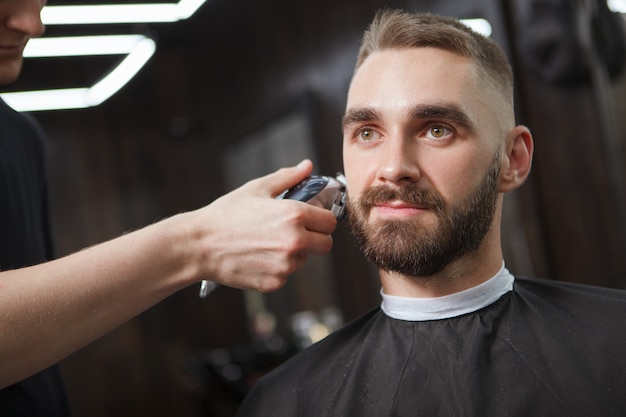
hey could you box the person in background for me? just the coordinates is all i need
[0,1,337,415]
[234,9,626,417]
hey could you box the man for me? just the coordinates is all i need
[0,0,337,415]
[235,10,626,416]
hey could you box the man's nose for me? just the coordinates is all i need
[6,3,46,38]
[376,133,421,186]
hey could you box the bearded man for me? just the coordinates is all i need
[235,9,626,417]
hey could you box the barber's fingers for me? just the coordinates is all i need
[277,200,338,232]
[303,231,334,256]
[302,204,338,235]
[244,159,313,198]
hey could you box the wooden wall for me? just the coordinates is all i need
[6,0,626,415]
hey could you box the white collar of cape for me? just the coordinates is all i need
[381,262,514,321]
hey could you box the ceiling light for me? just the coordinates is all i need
[1,35,156,112]
[4,1,209,111]
[23,34,154,58]
[41,0,208,25]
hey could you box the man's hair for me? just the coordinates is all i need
[356,9,514,105]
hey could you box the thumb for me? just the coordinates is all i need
[254,159,314,198]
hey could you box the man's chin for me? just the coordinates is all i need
[0,60,24,87]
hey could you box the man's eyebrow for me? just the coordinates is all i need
[409,104,475,131]
[342,107,381,129]
[342,103,476,132]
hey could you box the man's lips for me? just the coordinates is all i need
[0,43,26,56]
[373,201,429,216]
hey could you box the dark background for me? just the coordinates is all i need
[5,0,626,415]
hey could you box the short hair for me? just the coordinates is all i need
[356,9,514,106]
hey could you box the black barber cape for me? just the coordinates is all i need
[0,98,71,416]
[235,275,626,417]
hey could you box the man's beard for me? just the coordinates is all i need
[347,154,500,278]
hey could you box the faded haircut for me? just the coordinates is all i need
[356,9,514,106]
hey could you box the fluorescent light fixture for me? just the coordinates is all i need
[41,0,208,25]
[460,18,493,37]
[4,1,209,111]
[1,35,156,112]
[23,34,154,58]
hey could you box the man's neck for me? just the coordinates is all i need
[379,254,504,298]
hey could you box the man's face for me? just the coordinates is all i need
[342,47,506,278]
[0,0,46,86]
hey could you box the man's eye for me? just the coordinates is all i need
[427,126,450,139]
[358,128,376,141]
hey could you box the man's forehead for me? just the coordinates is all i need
[347,48,477,108]
[353,47,472,78]
[344,47,512,135]
[349,48,475,91]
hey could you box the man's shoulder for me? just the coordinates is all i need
[514,276,626,304]
[251,308,383,386]
[511,276,626,334]
[285,308,381,367]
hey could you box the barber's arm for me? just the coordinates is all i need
[0,159,337,389]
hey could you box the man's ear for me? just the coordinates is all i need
[498,125,534,193]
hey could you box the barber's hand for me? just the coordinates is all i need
[195,160,338,292]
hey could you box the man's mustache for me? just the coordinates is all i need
[357,185,446,212]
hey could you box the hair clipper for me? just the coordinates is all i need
[276,173,348,219]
